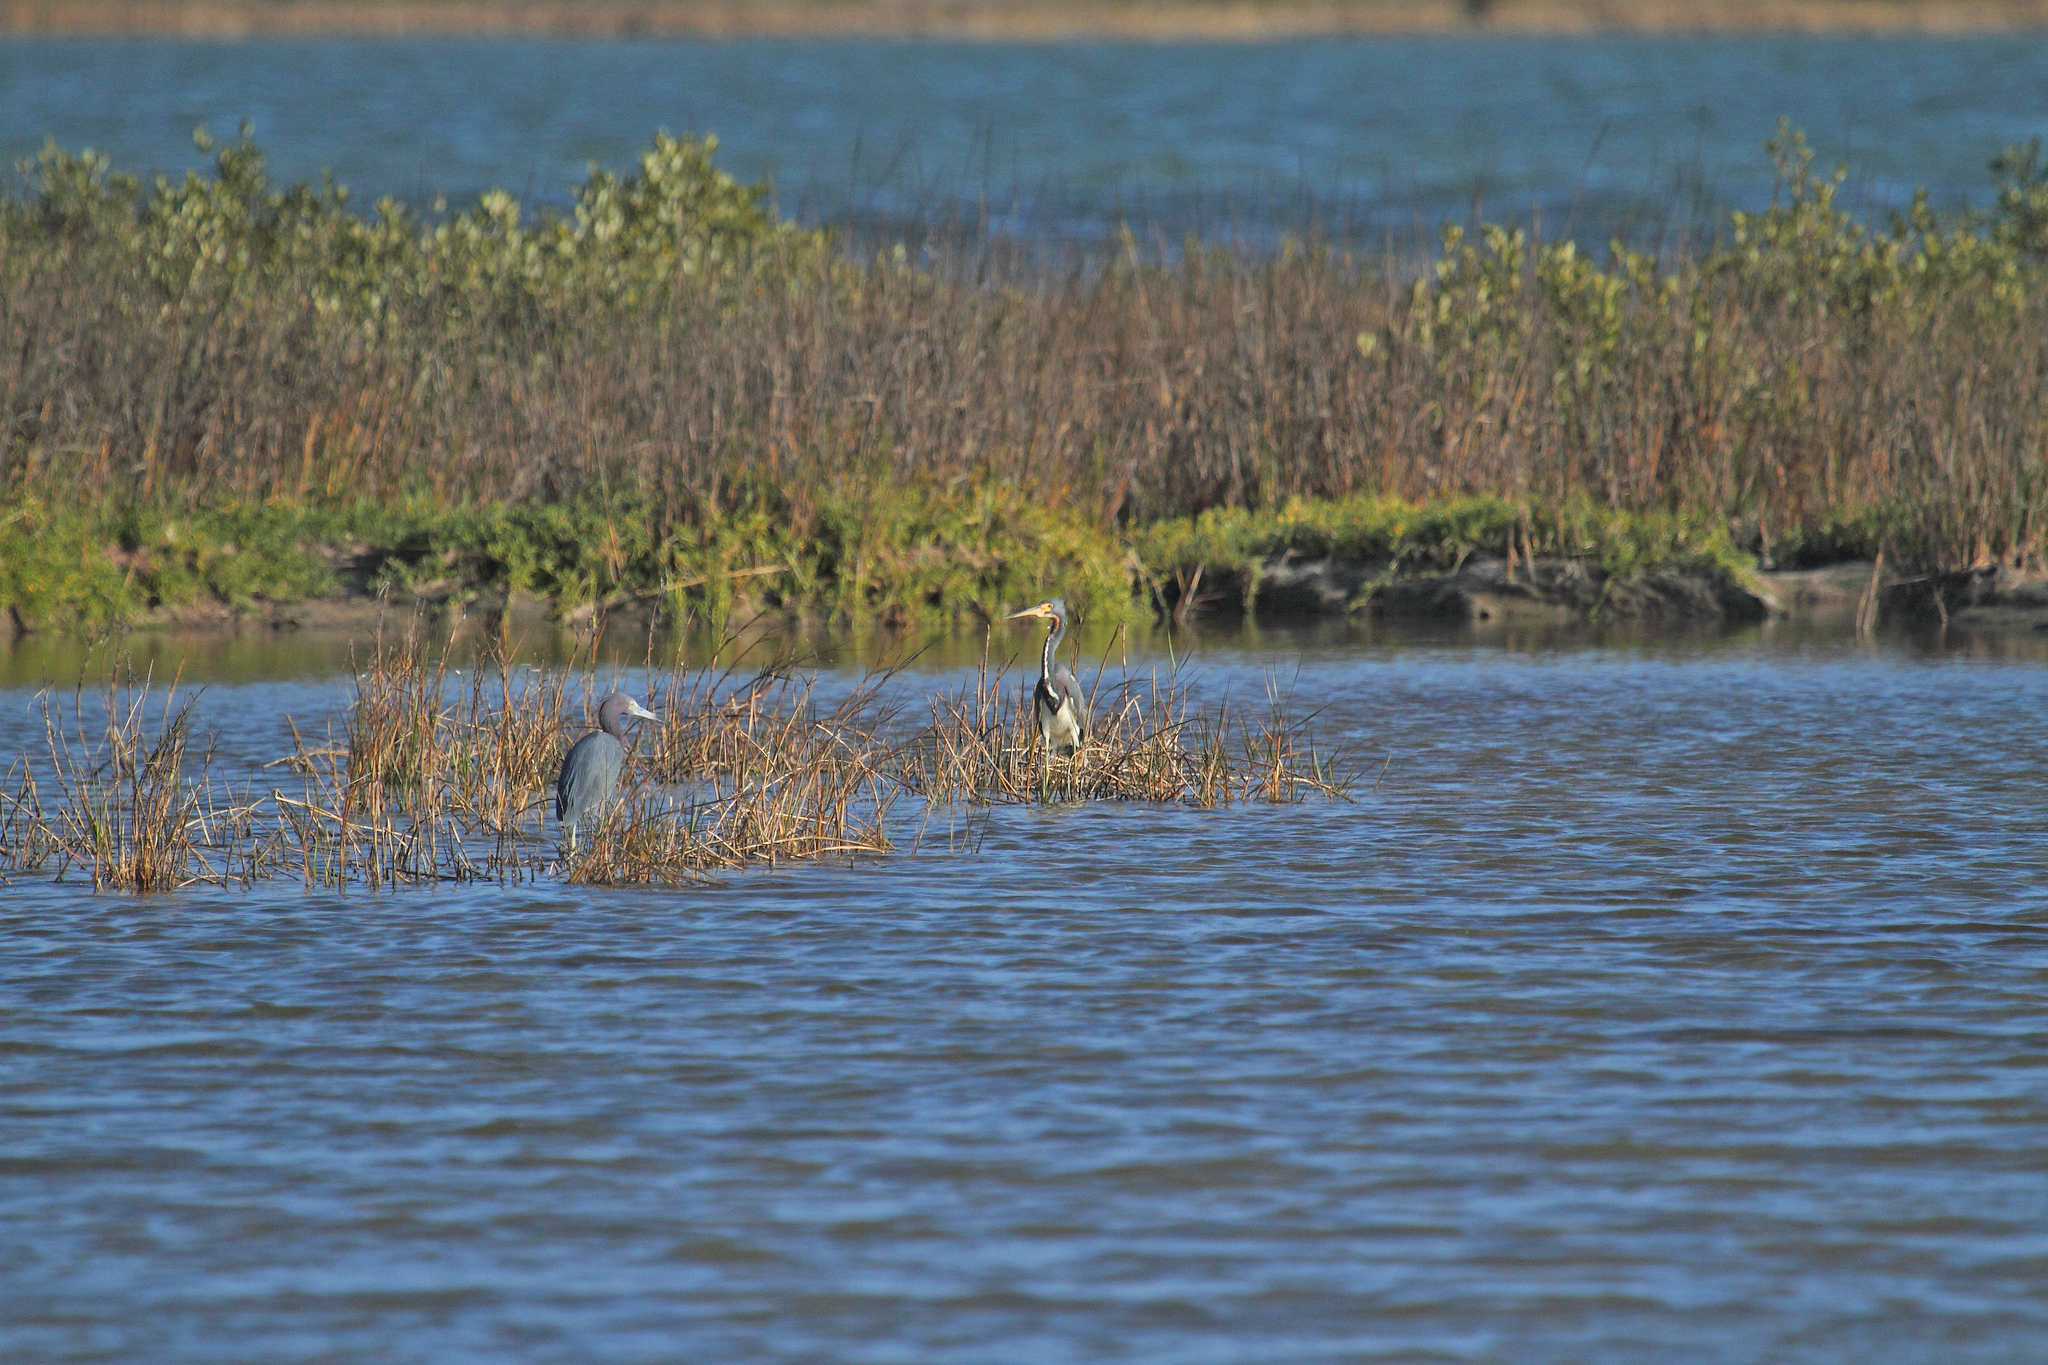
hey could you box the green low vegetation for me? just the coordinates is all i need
[0,481,1135,630]
[4,124,2047,632]
[0,482,1760,631]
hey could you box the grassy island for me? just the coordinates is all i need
[4,126,2047,635]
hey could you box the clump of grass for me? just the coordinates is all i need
[340,627,453,802]
[266,786,488,891]
[310,632,907,886]
[642,656,888,781]
[898,659,1352,806]
[0,762,60,878]
[447,659,579,828]
[559,800,716,887]
[561,764,897,886]
[1233,676,1353,805]
[1,658,545,889]
[561,654,902,885]
[0,677,206,890]
[288,625,579,829]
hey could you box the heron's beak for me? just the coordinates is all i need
[626,700,658,721]
[1005,604,1052,621]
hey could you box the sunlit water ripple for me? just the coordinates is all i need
[3,36,2046,244]
[4,626,2047,1362]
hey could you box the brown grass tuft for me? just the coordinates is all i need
[1,637,1348,893]
[898,660,1352,807]
[0,676,206,891]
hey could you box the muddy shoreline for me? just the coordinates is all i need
[5,0,2047,37]
[10,555,2045,645]
[1197,556,2048,630]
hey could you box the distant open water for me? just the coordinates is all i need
[1,36,2045,244]
[3,624,2047,1362]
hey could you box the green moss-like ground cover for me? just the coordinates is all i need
[1,485,1807,631]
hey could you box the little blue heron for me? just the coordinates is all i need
[556,692,657,849]
[1005,598,1089,756]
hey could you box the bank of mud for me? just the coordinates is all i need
[12,552,2048,648]
[1181,555,2048,631]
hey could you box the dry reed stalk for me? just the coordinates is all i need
[561,760,896,886]
[1856,550,1886,639]
[0,638,1347,893]
[0,677,208,891]
[897,662,1353,807]
[0,758,61,878]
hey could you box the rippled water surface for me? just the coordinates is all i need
[4,625,2047,1362]
[3,36,2045,239]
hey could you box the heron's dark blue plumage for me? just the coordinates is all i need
[555,692,656,845]
[556,730,625,829]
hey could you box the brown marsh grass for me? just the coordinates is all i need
[8,125,2048,624]
[0,678,207,890]
[563,654,906,884]
[0,636,1351,891]
[559,758,898,886]
[323,627,577,828]
[898,658,1352,807]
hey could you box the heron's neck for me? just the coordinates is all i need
[1041,620,1063,679]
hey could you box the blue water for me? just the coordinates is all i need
[4,625,2048,1361]
[1,36,2044,241]
[7,33,2048,1360]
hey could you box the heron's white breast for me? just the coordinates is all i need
[1044,697,1084,749]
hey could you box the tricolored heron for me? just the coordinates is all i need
[556,692,657,849]
[1005,598,1089,756]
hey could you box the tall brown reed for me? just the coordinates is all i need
[560,757,897,886]
[1,637,1347,893]
[560,656,902,884]
[0,679,205,891]
[897,661,1351,806]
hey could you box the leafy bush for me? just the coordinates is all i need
[9,127,829,325]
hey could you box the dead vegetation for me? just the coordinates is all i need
[0,676,208,890]
[0,632,1349,893]
[897,659,1350,807]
